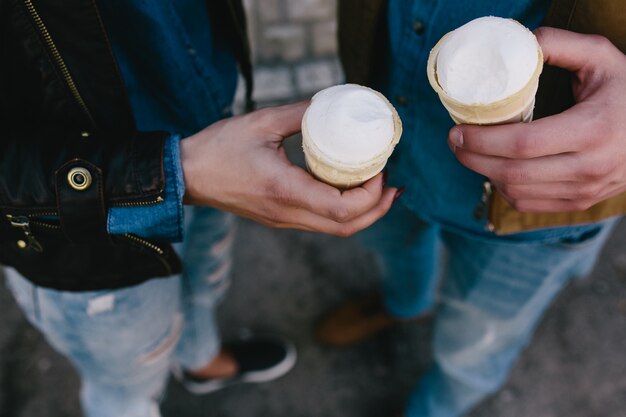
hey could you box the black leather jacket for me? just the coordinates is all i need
[0,0,251,291]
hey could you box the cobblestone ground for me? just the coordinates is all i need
[242,0,343,107]
[3,0,626,416]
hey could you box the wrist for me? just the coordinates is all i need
[181,133,201,205]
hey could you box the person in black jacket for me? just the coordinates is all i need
[1,1,400,416]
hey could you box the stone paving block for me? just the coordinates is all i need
[287,0,335,20]
[295,59,343,94]
[259,24,306,61]
[253,66,295,101]
[312,20,337,56]
[257,0,283,22]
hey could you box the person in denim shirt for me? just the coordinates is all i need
[317,1,626,416]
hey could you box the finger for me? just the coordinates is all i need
[453,148,584,184]
[450,104,597,159]
[267,101,310,138]
[274,187,397,237]
[534,27,617,72]
[278,168,387,223]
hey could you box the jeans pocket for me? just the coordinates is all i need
[554,217,621,250]
[555,225,604,250]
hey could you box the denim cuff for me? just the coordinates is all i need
[108,134,185,241]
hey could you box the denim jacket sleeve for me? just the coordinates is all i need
[108,134,185,241]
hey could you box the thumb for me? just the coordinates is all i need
[534,26,614,73]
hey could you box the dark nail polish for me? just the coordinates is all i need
[382,169,389,188]
[393,187,406,203]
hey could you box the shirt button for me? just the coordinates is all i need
[67,167,92,191]
[396,96,409,106]
[413,20,425,35]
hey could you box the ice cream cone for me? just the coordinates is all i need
[427,21,544,126]
[301,85,403,189]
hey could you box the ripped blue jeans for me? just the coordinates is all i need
[5,207,235,417]
[360,201,618,417]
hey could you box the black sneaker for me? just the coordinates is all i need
[173,333,297,395]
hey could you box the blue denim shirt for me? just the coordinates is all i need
[98,0,238,241]
[99,0,600,244]
[380,0,562,240]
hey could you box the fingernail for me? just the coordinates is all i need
[382,169,388,188]
[450,128,463,147]
[393,187,406,204]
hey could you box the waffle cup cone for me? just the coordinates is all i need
[301,86,403,189]
[427,25,543,126]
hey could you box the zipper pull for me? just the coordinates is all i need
[473,180,493,222]
[6,215,44,253]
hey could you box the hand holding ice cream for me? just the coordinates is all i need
[444,25,626,213]
[182,101,399,237]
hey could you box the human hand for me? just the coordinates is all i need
[448,27,626,212]
[181,101,400,236]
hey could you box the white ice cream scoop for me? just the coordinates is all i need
[302,84,402,189]
[428,16,544,125]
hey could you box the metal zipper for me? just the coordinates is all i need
[124,234,165,255]
[4,216,171,271]
[22,211,57,218]
[124,234,172,275]
[9,212,167,253]
[473,180,495,231]
[23,0,96,126]
[6,215,44,252]
[114,196,165,208]
[9,196,165,220]
[29,219,61,230]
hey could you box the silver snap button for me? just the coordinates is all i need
[67,167,92,191]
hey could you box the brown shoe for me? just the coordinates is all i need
[315,293,431,347]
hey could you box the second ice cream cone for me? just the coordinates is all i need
[427,18,544,126]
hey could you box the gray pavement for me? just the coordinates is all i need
[2,140,626,417]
